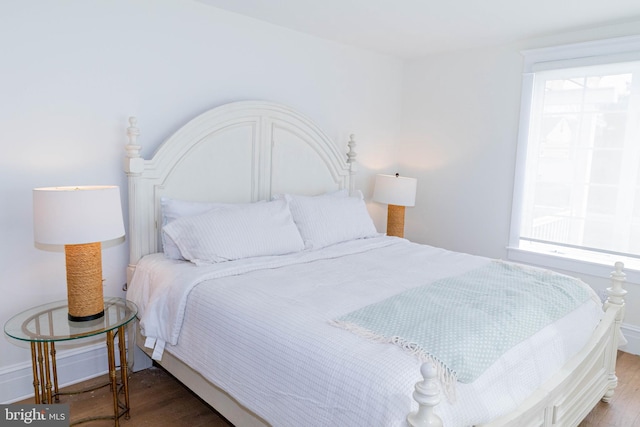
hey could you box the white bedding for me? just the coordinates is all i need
[127,236,603,426]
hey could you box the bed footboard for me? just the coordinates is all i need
[407,262,627,427]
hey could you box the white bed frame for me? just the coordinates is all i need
[124,100,627,427]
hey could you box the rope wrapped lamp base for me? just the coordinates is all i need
[64,242,105,321]
[386,204,406,238]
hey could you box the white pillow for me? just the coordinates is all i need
[286,194,379,249]
[160,198,223,259]
[163,199,304,265]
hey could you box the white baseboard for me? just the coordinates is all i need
[0,342,109,404]
[621,323,640,355]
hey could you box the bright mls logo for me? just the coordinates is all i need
[1,405,69,426]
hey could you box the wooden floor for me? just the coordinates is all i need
[19,351,640,426]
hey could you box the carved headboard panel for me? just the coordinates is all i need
[124,101,357,277]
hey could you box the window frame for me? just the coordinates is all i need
[507,35,640,282]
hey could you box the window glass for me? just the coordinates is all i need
[515,61,640,259]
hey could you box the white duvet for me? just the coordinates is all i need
[127,236,603,426]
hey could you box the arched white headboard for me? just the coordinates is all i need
[124,101,358,277]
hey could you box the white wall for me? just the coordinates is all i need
[0,0,403,402]
[400,20,640,353]
[401,46,522,257]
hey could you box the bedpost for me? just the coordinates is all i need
[407,363,443,427]
[606,262,627,311]
[602,261,627,402]
[346,134,357,195]
[124,117,144,283]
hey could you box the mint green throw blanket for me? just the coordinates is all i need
[332,261,591,390]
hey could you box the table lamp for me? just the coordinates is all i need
[373,173,417,238]
[33,186,125,321]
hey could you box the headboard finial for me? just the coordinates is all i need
[347,134,357,169]
[124,116,144,176]
[125,116,141,158]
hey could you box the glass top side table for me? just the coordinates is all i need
[4,297,137,427]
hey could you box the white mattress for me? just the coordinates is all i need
[128,237,603,426]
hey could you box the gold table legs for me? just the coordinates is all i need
[106,326,131,426]
[30,341,58,404]
[29,326,131,426]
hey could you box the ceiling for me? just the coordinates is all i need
[197,0,640,58]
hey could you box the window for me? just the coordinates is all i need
[509,36,640,277]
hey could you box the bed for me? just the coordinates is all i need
[124,100,627,427]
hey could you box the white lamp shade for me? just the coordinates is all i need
[373,174,417,207]
[33,186,125,245]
